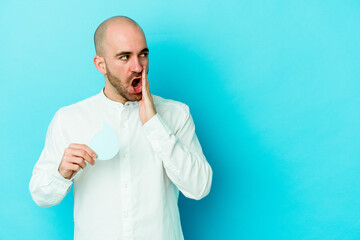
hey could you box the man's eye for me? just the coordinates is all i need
[120,55,129,60]
[140,53,148,57]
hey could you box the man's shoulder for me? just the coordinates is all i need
[55,92,100,119]
[152,95,190,116]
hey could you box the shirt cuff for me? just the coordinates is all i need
[51,167,73,191]
[142,113,173,152]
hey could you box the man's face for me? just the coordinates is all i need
[102,23,149,102]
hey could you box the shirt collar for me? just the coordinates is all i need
[98,88,138,109]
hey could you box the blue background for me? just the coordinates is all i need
[1,0,359,239]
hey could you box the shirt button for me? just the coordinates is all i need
[124,212,129,218]
[124,182,129,188]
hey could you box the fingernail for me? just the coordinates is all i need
[93,153,97,158]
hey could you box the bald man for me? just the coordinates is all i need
[29,16,212,240]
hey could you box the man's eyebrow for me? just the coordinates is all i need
[115,51,131,57]
[115,48,149,57]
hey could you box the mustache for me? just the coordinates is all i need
[130,73,142,79]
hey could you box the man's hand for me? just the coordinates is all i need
[138,66,157,124]
[58,143,97,179]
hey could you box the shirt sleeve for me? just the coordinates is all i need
[142,107,213,200]
[29,109,73,207]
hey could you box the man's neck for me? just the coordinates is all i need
[103,83,127,104]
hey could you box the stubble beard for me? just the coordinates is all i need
[106,67,142,102]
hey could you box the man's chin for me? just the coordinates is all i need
[127,93,142,102]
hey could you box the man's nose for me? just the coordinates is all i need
[130,56,142,73]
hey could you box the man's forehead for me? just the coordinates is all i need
[104,22,146,50]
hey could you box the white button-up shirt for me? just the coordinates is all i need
[29,89,213,240]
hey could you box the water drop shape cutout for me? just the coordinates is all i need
[89,121,120,160]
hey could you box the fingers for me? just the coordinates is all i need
[68,143,97,165]
[142,65,147,81]
[63,155,87,169]
[69,143,97,158]
[73,157,86,169]
[141,66,147,96]
[59,143,97,179]
[63,160,84,172]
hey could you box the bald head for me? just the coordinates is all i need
[94,16,144,56]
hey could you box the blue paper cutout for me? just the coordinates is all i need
[89,121,120,160]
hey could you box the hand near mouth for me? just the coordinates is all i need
[138,66,157,124]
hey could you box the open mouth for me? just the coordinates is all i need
[131,77,142,93]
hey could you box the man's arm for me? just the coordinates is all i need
[29,109,73,207]
[139,67,212,200]
[143,110,213,200]
[29,110,97,207]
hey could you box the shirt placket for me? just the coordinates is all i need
[120,103,134,239]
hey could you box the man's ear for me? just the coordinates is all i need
[93,55,107,74]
